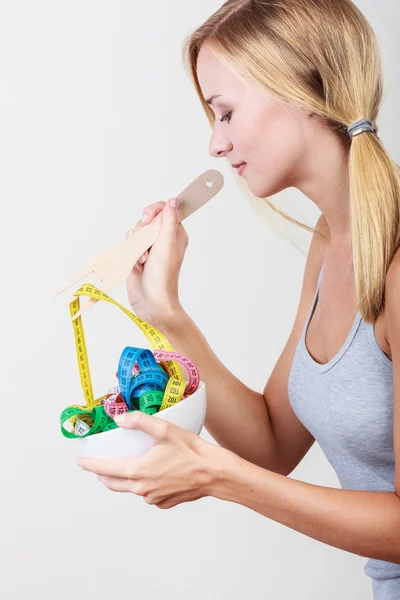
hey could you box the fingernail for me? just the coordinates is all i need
[142,213,149,225]
[115,413,126,424]
[139,253,146,264]
[170,198,179,209]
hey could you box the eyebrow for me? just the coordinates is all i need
[206,94,222,106]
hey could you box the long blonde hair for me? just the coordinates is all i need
[181,0,400,323]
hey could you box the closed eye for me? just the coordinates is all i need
[220,111,232,124]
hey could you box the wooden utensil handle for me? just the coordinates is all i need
[125,169,224,262]
[176,169,224,220]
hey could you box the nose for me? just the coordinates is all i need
[209,130,233,158]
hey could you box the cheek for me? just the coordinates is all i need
[258,106,303,149]
[244,128,303,197]
[252,109,300,160]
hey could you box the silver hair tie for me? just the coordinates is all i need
[347,118,375,139]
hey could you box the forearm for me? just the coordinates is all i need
[155,308,279,471]
[211,450,400,563]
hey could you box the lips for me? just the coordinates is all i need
[235,162,247,175]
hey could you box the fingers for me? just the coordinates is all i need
[138,201,166,264]
[76,456,138,479]
[98,475,132,493]
[126,201,167,270]
[124,229,144,272]
[125,221,149,270]
[141,201,166,226]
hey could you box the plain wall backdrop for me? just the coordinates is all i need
[1,1,399,598]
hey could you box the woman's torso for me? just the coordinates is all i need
[287,250,399,590]
[304,249,390,365]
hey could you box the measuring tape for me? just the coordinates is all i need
[59,283,200,440]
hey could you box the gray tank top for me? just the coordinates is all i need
[288,264,398,599]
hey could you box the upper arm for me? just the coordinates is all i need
[385,250,400,497]
[263,214,330,476]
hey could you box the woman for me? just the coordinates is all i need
[76,1,400,597]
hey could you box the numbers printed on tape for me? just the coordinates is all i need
[60,284,200,439]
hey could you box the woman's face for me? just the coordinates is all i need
[196,42,321,198]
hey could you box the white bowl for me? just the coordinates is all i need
[72,381,207,459]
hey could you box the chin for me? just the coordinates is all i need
[248,177,290,198]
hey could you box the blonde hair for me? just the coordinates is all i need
[181,0,400,323]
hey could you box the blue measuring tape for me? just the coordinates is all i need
[117,347,170,413]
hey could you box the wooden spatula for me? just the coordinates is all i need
[52,169,224,320]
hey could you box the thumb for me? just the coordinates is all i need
[159,198,180,238]
[115,410,169,439]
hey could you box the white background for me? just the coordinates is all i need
[1,1,399,598]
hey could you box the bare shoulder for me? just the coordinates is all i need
[387,245,400,276]
[385,245,400,309]
[384,246,400,358]
[382,245,400,309]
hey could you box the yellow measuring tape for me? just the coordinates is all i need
[65,283,186,432]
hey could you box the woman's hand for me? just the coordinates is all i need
[76,411,224,509]
[125,198,189,324]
